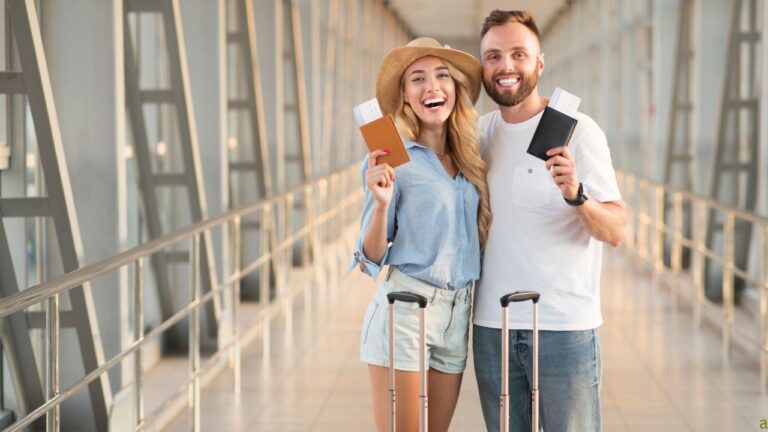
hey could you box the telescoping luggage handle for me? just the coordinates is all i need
[386,292,428,432]
[499,291,541,432]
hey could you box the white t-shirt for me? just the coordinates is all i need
[474,109,621,331]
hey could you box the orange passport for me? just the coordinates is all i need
[358,114,410,168]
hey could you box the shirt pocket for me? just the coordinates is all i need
[512,166,552,208]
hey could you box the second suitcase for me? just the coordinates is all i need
[499,291,541,432]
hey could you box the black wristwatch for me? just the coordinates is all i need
[564,182,588,206]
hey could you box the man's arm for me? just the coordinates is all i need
[545,146,627,247]
[573,199,626,247]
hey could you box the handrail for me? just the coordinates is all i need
[0,164,357,319]
[617,170,768,392]
[621,171,768,226]
[0,162,363,432]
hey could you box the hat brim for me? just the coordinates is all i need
[375,46,482,115]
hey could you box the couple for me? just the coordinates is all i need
[352,10,626,432]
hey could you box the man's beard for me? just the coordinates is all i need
[483,68,539,107]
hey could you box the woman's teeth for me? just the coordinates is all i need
[424,98,445,108]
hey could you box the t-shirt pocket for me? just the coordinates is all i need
[512,166,551,208]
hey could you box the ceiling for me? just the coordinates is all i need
[386,0,568,43]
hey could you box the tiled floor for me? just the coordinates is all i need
[163,248,768,431]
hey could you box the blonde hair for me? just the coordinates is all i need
[394,59,492,247]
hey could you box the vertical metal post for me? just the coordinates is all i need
[500,306,509,432]
[285,193,294,273]
[419,307,428,432]
[315,180,328,291]
[388,303,395,432]
[693,201,706,329]
[260,206,271,307]
[45,292,60,432]
[671,192,683,308]
[303,185,312,266]
[0,342,3,412]
[672,192,683,272]
[761,225,767,393]
[273,202,283,299]
[532,302,539,432]
[723,212,735,361]
[233,217,242,394]
[262,313,270,364]
[133,258,144,427]
[653,186,665,271]
[261,211,272,363]
[189,234,201,432]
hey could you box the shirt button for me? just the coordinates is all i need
[528,168,533,174]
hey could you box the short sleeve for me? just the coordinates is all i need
[572,115,622,203]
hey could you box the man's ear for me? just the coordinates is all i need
[537,53,545,76]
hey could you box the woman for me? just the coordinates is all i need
[352,37,491,431]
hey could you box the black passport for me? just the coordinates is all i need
[527,106,578,161]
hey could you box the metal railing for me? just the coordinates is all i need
[617,171,768,391]
[0,163,363,432]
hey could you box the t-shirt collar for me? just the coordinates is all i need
[499,108,545,132]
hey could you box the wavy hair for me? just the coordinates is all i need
[393,59,492,247]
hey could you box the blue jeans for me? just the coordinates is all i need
[473,325,602,432]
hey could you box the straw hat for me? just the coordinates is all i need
[375,37,482,115]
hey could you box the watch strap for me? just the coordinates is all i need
[564,182,588,206]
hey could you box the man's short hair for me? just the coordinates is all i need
[480,10,540,40]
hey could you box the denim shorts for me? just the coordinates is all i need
[359,267,473,374]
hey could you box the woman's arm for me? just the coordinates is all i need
[362,205,390,265]
[357,149,396,271]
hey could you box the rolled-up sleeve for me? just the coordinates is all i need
[349,157,398,280]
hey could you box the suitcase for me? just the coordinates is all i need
[499,291,541,432]
[387,291,429,432]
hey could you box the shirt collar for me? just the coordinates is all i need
[402,138,420,150]
[402,138,469,182]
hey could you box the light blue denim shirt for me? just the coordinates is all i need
[351,138,481,290]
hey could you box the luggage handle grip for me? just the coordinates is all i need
[387,292,428,308]
[500,291,540,307]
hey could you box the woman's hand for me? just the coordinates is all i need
[365,150,396,208]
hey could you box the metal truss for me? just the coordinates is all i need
[663,0,696,269]
[705,0,761,302]
[278,0,316,270]
[124,0,220,340]
[225,0,278,303]
[0,0,111,429]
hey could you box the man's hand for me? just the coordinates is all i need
[544,146,579,200]
[544,146,627,246]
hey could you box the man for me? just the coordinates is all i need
[472,10,627,432]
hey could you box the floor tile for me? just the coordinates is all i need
[157,247,767,431]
